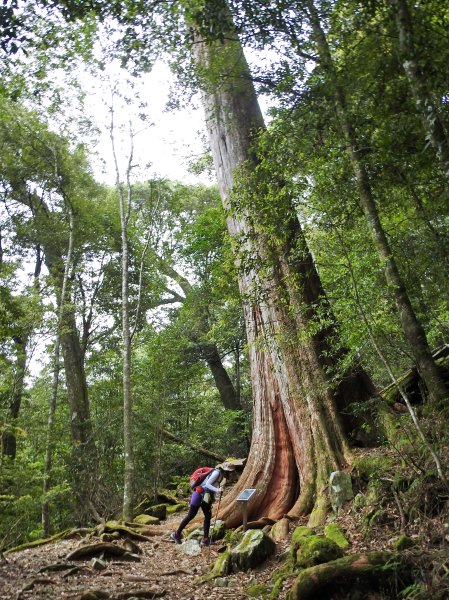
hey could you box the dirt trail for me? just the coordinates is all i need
[0,519,288,600]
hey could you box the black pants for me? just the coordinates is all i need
[176,501,212,538]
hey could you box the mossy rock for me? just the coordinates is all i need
[195,549,231,583]
[247,583,269,597]
[186,527,202,540]
[324,524,349,549]
[351,492,366,513]
[166,503,187,515]
[353,455,394,480]
[295,535,344,569]
[290,526,314,557]
[133,514,160,525]
[231,529,276,572]
[210,519,226,541]
[146,503,167,520]
[394,535,415,551]
[224,528,245,547]
[156,491,179,505]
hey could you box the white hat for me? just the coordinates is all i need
[215,462,236,472]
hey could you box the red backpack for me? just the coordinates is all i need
[189,466,213,491]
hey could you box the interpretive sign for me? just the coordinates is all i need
[236,488,257,530]
[236,488,257,502]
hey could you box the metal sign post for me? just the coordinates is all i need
[236,488,257,531]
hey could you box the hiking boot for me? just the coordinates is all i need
[200,537,212,546]
[170,532,182,544]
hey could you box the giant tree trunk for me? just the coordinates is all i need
[390,0,449,179]
[190,3,375,526]
[306,0,448,408]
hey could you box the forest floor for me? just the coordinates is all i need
[1,446,449,599]
[0,513,292,600]
[2,504,447,600]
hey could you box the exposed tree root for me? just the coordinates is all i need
[289,551,397,600]
[5,528,88,555]
[65,542,140,561]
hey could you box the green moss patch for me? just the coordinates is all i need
[295,535,343,569]
[324,524,349,549]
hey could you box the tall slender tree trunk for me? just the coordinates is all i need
[189,2,375,526]
[111,111,135,522]
[389,0,449,179]
[42,206,74,537]
[120,199,134,521]
[306,0,448,407]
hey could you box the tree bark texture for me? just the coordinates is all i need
[1,335,28,460]
[43,207,74,537]
[390,0,449,179]
[199,342,242,411]
[307,0,448,408]
[2,247,41,460]
[41,216,98,522]
[190,4,374,526]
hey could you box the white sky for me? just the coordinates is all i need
[81,60,214,186]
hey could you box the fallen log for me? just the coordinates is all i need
[289,551,397,600]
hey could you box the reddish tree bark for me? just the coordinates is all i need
[190,4,375,526]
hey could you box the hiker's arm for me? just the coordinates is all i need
[203,470,222,493]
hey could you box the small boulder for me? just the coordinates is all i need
[230,529,276,572]
[290,526,314,558]
[181,539,201,556]
[133,514,160,525]
[210,519,226,541]
[146,504,167,520]
[329,471,353,512]
[295,535,343,569]
[156,491,178,505]
[270,518,290,542]
[166,503,186,515]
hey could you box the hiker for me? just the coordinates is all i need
[170,462,236,546]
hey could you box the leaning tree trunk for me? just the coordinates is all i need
[390,0,449,179]
[189,1,375,526]
[199,342,242,411]
[306,0,448,408]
